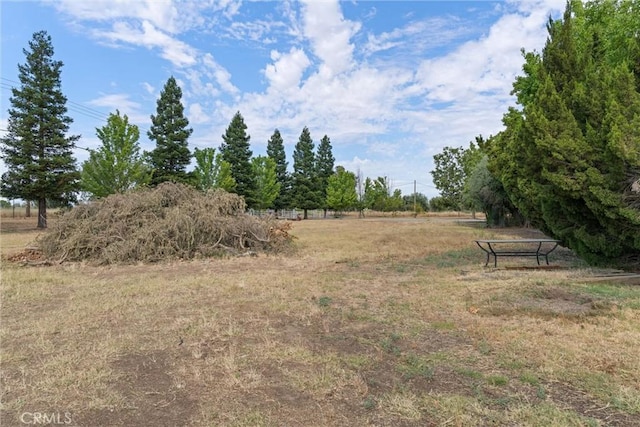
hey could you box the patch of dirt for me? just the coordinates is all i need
[0,217,43,233]
[481,286,610,319]
[73,351,196,427]
[547,382,640,427]
[5,248,46,264]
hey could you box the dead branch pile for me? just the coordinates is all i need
[39,183,294,264]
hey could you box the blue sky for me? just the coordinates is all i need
[1,0,565,198]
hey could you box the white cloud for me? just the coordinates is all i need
[53,0,181,33]
[264,48,311,93]
[87,94,148,124]
[300,0,360,77]
[202,53,238,95]
[53,0,242,34]
[141,82,155,95]
[363,17,470,56]
[414,0,564,105]
[0,118,7,137]
[93,20,197,67]
[188,103,209,124]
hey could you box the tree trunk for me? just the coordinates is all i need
[303,208,308,220]
[37,198,47,228]
[26,201,31,217]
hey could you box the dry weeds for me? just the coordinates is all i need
[36,183,293,264]
[1,215,640,426]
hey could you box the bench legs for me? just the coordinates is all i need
[476,241,559,268]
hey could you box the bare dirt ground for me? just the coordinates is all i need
[1,215,640,426]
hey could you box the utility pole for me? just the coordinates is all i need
[413,180,417,214]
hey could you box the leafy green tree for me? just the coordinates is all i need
[489,0,640,265]
[402,193,429,212]
[81,110,150,198]
[291,127,321,219]
[0,31,79,228]
[431,147,464,209]
[251,156,280,210]
[266,129,290,210]
[430,140,481,211]
[363,176,402,212]
[147,76,193,186]
[464,156,523,227]
[192,147,235,192]
[429,196,448,212]
[326,166,357,215]
[316,135,335,217]
[220,111,256,207]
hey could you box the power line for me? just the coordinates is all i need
[1,77,150,134]
[1,80,108,123]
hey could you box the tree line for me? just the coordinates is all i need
[0,31,430,228]
[430,0,640,265]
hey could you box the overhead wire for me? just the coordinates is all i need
[0,76,150,134]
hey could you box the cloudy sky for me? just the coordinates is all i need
[0,0,566,198]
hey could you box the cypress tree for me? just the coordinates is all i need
[0,31,80,228]
[489,0,640,265]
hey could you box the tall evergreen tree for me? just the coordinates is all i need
[266,129,290,210]
[0,31,79,228]
[220,111,256,207]
[291,126,321,219]
[489,0,640,265]
[315,134,335,217]
[147,76,193,186]
[81,110,150,198]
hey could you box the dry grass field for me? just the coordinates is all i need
[1,216,640,426]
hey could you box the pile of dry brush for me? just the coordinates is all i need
[39,183,294,264]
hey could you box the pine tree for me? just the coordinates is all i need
[81,110,150,199]
[291,127,321,219]
[0,31,79,228]
[315,134,335,217]
[266,129,290,210]
[219,111,256,207]
[147,76,193,186]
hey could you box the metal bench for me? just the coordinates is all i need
[475,239,561,267]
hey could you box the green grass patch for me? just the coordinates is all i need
[486,374,509,386]
[420,247,480,268]
[456,367,484,380]
[519,371,540,386]
[396,354,435,380]
[431,320,456,330]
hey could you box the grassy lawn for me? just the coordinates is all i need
[1,216,639,426]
